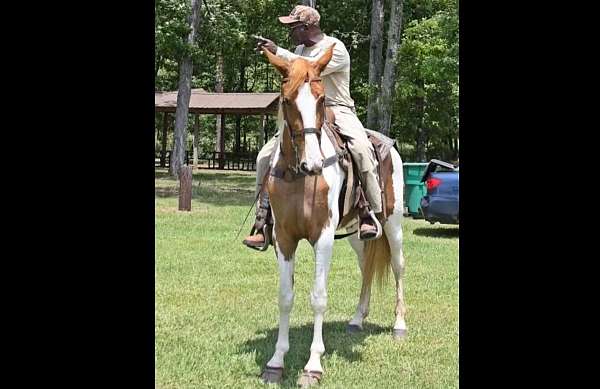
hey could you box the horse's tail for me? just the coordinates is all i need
[363,230,391,289]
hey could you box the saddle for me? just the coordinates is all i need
[321,110,397,235]
[249,111,398,249]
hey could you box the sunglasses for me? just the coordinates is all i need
[290,23,308,32]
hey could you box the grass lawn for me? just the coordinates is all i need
[155,168,458,388]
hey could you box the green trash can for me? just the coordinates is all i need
[402,162,429,218]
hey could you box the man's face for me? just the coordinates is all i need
[289,22,308,45]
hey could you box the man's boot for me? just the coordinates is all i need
[242,189,273,251]
[355,185,383,241]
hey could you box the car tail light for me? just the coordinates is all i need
[426,177,442,192]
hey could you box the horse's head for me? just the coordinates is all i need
[263,45,335,176]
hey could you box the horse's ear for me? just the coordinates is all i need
[262,48,289,77]
[313,43,336,75]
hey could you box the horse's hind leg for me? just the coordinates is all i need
[347,234,371,332]
[262,245,296,384]
[384,211,408,339]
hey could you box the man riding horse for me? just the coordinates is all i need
[244,5,382,250]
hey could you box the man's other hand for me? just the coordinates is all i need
[255,36,278,54]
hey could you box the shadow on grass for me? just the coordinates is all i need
[155,169,256,206]
[412,226,459,238]
[239,320,388,388]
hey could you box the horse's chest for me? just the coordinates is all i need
[268,176,331,242]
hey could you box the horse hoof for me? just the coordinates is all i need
[346,324,363,334]
[261,365,284,384]
[393,328,407,340]
[297,370,322,388]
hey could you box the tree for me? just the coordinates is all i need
[171,0,202,177]
[155,0,192,91]
[155,0,458,165]
[394,4,458,161]
[215,50,225,168]
[378,0,404,136]
[366,0,384,131]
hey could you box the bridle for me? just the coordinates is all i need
[279,76,326,176]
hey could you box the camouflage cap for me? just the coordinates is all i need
[278,5,321,26]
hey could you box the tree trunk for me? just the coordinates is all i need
[301,0,316,8]
[415,82,426,162]
[455,137,459,161]
[161,112,169,167]
[452,136,459,161]
[170,0,202,177]
[378,0,404,136]
[367,0,384,131]
[178,166,193,211]
[238,51,247,92]
[155,55,163,81]
[193,115,200,166]
[234,53,247,155]
[215,51,225,169]
[415,130,426,162]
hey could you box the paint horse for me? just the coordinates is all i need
[259,45,407,387]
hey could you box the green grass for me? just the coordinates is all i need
[155,168,458,389]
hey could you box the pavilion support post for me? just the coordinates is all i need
[264,115,269,144]
[260,114,267,147]
[215,114,225,169]
[243,125,247,153]
[160,112,169,168]
[192,114,200,168]
[234,114,241,153]
[169,114,176,167]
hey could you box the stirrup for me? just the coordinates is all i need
[244,224,272,251]
[359,210,383,241]
[243,188,273,251]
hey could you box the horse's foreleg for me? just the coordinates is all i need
[303,226,334,375]
[347,235,370,331]
[384,212,408,339]
[266,246,296,369]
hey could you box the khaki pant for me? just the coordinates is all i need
[255,105,382,213]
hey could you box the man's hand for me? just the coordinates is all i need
[253,35,278,54]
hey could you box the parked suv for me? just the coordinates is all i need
[420,159,459,225]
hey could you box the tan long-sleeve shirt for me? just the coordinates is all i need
[275,34,355,108]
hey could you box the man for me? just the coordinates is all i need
[243,5,382,249]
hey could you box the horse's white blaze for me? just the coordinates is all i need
[295,82,323,171]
